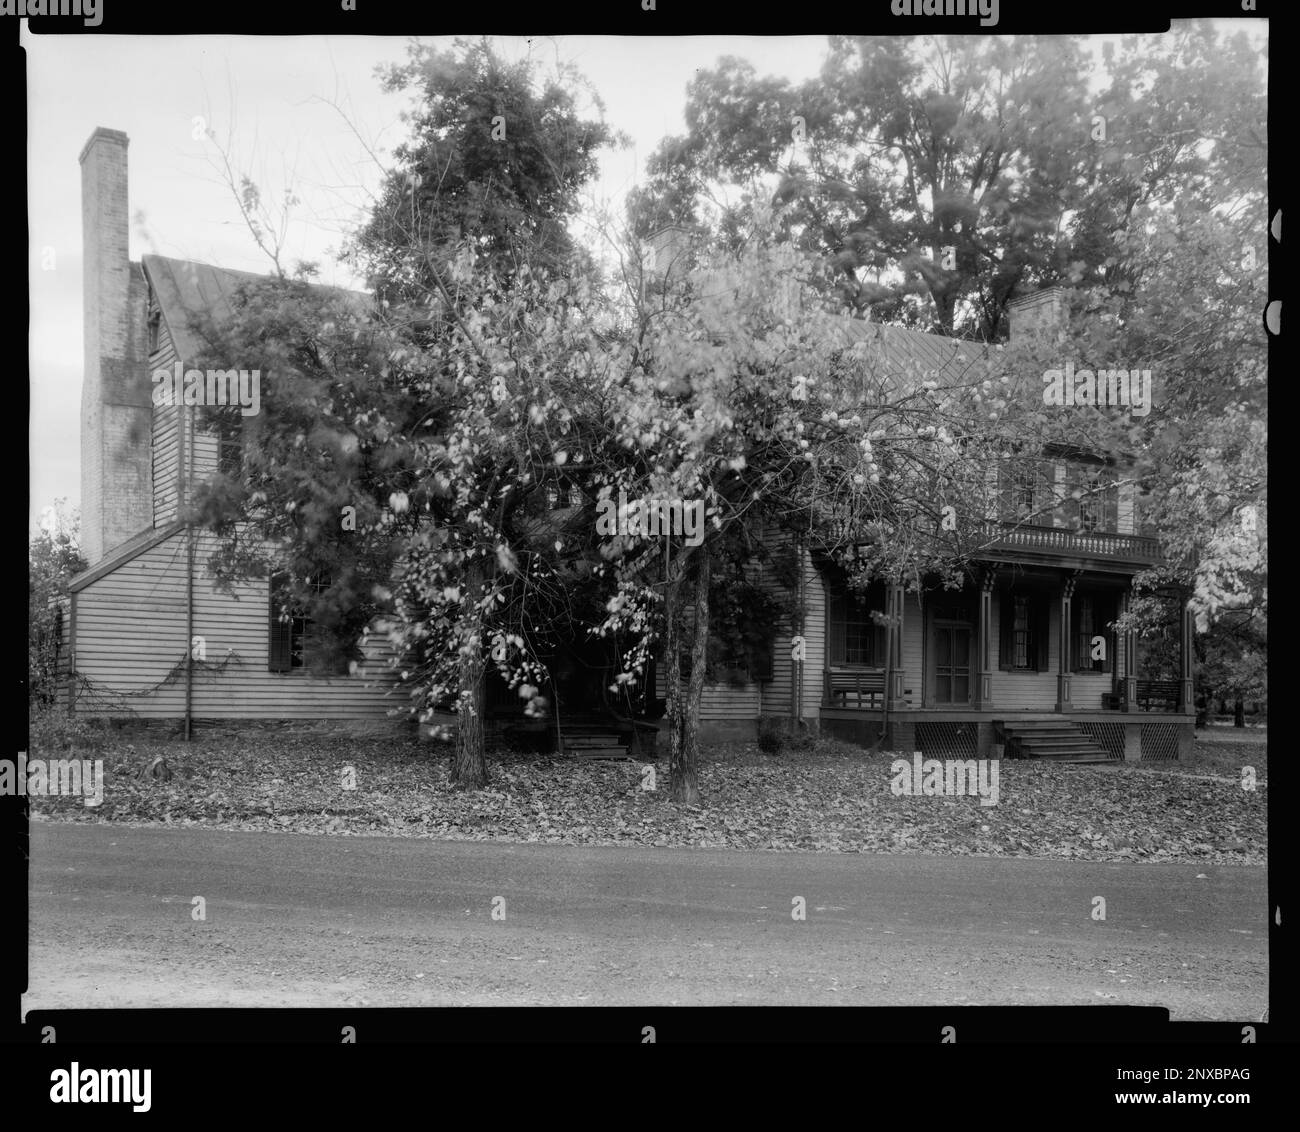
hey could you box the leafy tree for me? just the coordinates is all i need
[194,38,618,788]
[353,37,615,295]
[633,25,1264,343]
[593,216,1050,802]
[29,501,86,707]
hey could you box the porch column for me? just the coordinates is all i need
[1055,574,1076,712]
[888,583,907,710]
[1179,590,1195,714]
[975,570,994,708]
[1121,585,1138,712]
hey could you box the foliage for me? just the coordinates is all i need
[353,37,615,294]
[29,500,86,707]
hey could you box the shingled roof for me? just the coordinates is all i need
[832,315,997,392]
[141,254,371,366]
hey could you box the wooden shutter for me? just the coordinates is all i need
[997,461,1014,521]
[998,591,1014,671]
[1103,474,1119,532]
[1035,459,1054,523]
[828,592,846,665]
[1099,591,1116,674]
[268,573,293,673]
[1034,594,1051,672]
[1070,594,1083,673]
[1064,466,1082,530]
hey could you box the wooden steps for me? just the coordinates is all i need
[997,719,1111,764]
[558,717,635,761]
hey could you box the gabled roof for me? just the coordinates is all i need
[69,520,185,593]
[833,317,996,391]
[141,254,371,366]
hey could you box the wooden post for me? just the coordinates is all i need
[1180,592,1195,714]
[1056,574,1076,712]
[976,570,994,709]
[1121,585,1138,712]
[887,583,907,711]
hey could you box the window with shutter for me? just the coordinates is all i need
[1034,595,1051,671]
[268,573,295,673]
[828,586,882,666]
[268,572,338,673]
[1000,590,1050,671]
[1071,589,1116,673]
[1070,466,1119,533]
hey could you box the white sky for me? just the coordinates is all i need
[27,33,834,531]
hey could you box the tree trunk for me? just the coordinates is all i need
[451,562,488,788]
[1234,698,1246,728]
[670,549,708,805]
[663,563,686,800]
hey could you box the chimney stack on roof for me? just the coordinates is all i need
[1006,284,1065,341]
[80,127,152,564]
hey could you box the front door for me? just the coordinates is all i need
[933,623,973,706]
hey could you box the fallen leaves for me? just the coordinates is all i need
[28,734,1265,865]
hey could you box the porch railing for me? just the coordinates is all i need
[974,520,1161,564]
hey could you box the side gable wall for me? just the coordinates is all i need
[71,528,403,722]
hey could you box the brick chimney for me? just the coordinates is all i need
[80,128,152,564]
[644,225,694,286]
[1006,285,1064,341]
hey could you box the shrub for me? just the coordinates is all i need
[28,705,109,756]
[757,715,813,754]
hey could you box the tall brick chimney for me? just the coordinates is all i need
[1006,284,1065,341]
[80,127,152,564]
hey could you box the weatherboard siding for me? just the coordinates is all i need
[73,529,402,720]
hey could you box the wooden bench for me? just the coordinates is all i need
[1135,680,1182,712]
[825,669,887,708]
[1102,682,1183,712]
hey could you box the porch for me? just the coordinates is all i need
[818,553,1196,761]
[819,707,1193,763]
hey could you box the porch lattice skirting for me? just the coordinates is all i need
[1140,722,1185,761]
[915,722,980,759]
[1076,720,1126,762]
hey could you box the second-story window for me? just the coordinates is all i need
[1072,467,1118,533]
[203,412,242,478]
[999,458,1050,524]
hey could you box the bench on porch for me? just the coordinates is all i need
[1135,680,1182,712]
[824,669,887,708]
[1101,681,1184,712]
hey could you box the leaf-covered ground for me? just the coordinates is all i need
[28,727,1265,865]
